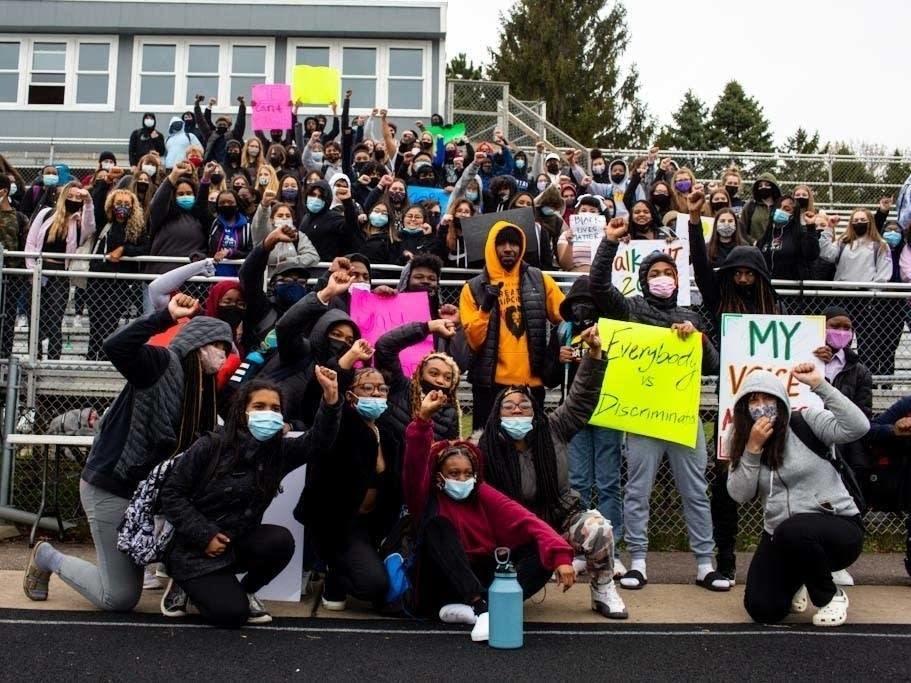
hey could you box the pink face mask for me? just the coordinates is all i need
[648,275,677,299]
[825,328,853,351]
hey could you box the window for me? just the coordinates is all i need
[131,37,274,112]
[286,40,431,115]
[0,35,117,109]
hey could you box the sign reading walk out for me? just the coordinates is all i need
[717,314,825,460]
[589,319,703,447]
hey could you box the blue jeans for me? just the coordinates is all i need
[568,426,623,546]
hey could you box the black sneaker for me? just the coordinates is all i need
[717,555,736,586]
[160,579,189,618]
[320,571,347,612]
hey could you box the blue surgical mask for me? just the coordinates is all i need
[306,196,325,213]
[369,212,389,228]
[402,227,424,236]
[443,477,476,501]
[772,208,790,225]
[175,195,195,210]
[500,416,534,440]
[540,206,556,216]
[43,174,59,188]
[466,190,479,202]
[312,152,324,163]
[355,396,388,421]
[515,160,526,170]
[883,230,902,248]
[275,281,306,307]
[247,410,284,441]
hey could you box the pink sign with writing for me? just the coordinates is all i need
[252,84,291,131]
[349,288,433,377]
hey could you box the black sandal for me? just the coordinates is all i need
[619,569,648,590]
[697,571,732,592]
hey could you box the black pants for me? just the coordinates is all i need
[744,513,863,624]
[710,466,739,571]
[180,524,294,628]
[323,518,388,605]
[416,516,552,616]
[0,276,25,360]
[471,384,546,430]
[86,279,139,361]
[38,275,69,360]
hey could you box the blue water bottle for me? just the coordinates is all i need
[488,547,523,649]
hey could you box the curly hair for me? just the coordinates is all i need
[409,352,461,429]
[104,189,146,244]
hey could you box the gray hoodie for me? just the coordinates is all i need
[726,371,869,535]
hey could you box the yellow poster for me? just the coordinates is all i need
[292,65,340,105]
[589,318,703,447]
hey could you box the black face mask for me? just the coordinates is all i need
[217,305,244,330]
[725,184,739,199]
[546,164,559,175]
[227,150,241,162]
[852,222,869,236]
[570,302,597,330]
[652,194,670,210]
[420,141,433,150]
[420,379,446,395]
[216,125,229,135]
[136,182,149,195]
[269,155,283,167]
[368,177,381,188]
[65,199,83,214]
[710,201,728,214]
[796,197,810,210]
[217,205,237,220]
[210,173,224,185]
[327,338,351,359]
[756,186,773,201]
[610,173,625,185]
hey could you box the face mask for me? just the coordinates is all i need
[402,227,424,237]
[756,186,773,201]
[176,195,195,211]
[275,281,306,307]
[420,379,447,395]
[217,305,244,330]
[274,188,297,203]
[269,155,283,167]
[674,179,692,193]
[796,196,810,210]
[198,344,227,374]
[546,164,559,175]
[216,125,229,135]
[748,403,778,423]
[772,208,790,225]
[101,161,114,171]
[8,182,16,196]
[311,152,324,163]
[208,201,217,214]
[306,196,325,213]
[143,117,155,128]
[592,163,605,175]
[500,415,534,440]
[883,230,902,248]
[247,410,284,441]
[648,274,676,299]
[537,181,548,192]
[368,177,381,188]
[710,201,728,214]
[188,157,202,168]
[540,206,555,216]
[851,222,869,236]
[716,222,737,238]
[355,396,388,421]
[65,199,83,214]
[725,184,739,199]
[141,164,157,177]
[273,217,294,230]
[442,477,476,501]
[652,194,670,210]
[136,181,149,195]
[465,190,479,202]
[210,173,224,185]
[498,192,510,202]
[610,173,625,185]
[258,176,270,187]
[112,205,131,222]
[217,205,237,220]
[389,191,406,204]
[825,328,853,351]
[570,302,597,329]
[227,150,241,162]
[369,212,389,228]
[515,159,525,169]
[43,174,59,188]
[420,140,433,150]
[248,148,260,158]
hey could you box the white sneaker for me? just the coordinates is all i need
[143,568,162,590]
[321,596,347,611]
[247,593,272,624]
[470,611,489,642]
[572,556,588,577]
[832,569,855,586]
[613,558,627,579]
[439,603,477,625]
[591,580,628,619]
[790,585,808,614]
[813,589,849,627]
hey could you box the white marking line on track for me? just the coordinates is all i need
[0,618,909,638]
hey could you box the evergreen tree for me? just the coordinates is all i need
[882,148,911,197]
[829,143,878,207]
[708,81,774,153]
[778,127,827,195]
[656,90,711,150]
[446,53,484,81]
[487,0,653,148]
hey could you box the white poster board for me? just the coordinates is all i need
[255,460,308,602]
[569,213,607,252]
[611,239,692,306]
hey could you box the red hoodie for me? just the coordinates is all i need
[403,418,572,571]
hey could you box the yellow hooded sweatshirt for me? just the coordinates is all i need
[459,221,564,386]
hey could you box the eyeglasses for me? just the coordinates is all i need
[501,400,533,412]
[354,383,389,396]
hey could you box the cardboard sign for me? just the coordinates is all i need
[717,314,826,460]
[349,288,433,377]
[569,213,606,250]
[407,186,450,206]
[252,83,291,131]
[460,207,538,263]
[612,240,692,306]
[292,65,340,105]
[589,318,703,447]
[428,122,466,143]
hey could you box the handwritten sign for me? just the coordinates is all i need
[407,186,450,206]
[569,213,606,250]
[460,207,537,263]
[251,84,291,131]
[675,214,714,243]
[590,318,703,447]
[292,65,340,105]
[611,240,691,306]
[349,288,433,377]
[717,314,826,460]
[428,122,466,143]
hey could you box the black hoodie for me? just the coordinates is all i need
[299,179,359,260]
[128,112,166,166]
[756,212,820,281]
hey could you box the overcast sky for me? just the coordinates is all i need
[447,0,911,151]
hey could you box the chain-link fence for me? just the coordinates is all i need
[1,252,909,545]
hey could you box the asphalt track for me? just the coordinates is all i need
[0,609,909,681]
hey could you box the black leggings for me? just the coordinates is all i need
[322,518,388,605]
[471,384,546,430]
[416,516,552,616]
[179,524,294,628]
[744,513,863,624]
[39,275,68,360]
[710,466,739,570]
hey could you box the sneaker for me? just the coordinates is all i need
[247,593,272,624]
[591,580,628,620]
[143,568,163,591]
[23,541,52,601]
[790,585,809,614]
[831,569,854,586]
[470,611,489,642]
[439,603,478,625]
[155,565,170,580]
[160,579,189,618]
[572,556,588,577]
[320,574,347,611]
[612,558,627,580]
[812,589,849,627]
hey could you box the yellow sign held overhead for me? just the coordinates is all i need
[292,65,340,105]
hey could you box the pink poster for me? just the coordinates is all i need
[251,83,291,131]
[349,288,433,377]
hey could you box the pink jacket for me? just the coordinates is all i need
[25,198,95,269]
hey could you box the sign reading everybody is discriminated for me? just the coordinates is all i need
[589,319,703,447]
[717,314,826,460]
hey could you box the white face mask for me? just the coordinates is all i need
[274,217,294,229]
[198,344,227,374]
[101,161,115,171]
[141,164,157,177]
[9,183,16,195]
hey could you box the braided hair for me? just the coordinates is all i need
[478,385,563,527]
[409,352,461,429]
[717,270,779,315]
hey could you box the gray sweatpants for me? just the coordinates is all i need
[56,480,144,611]
[623,427,715,564]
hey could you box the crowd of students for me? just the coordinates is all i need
[3,90,911,635]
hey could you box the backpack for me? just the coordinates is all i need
[789,411,868,515]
